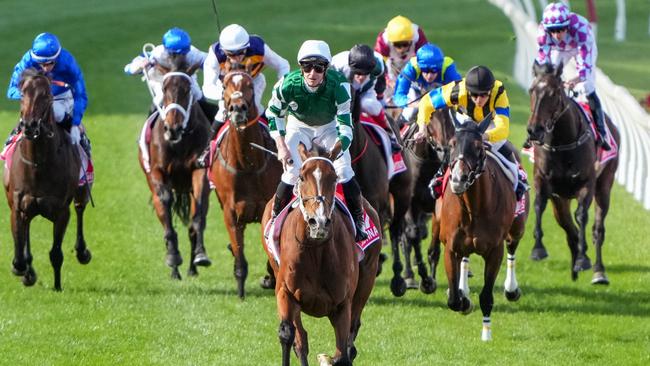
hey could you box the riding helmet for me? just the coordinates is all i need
[30,33,61,63]
[219,24,250,52]
[163,27,191,55]
[348,44,376,75]
[465,66,495,94]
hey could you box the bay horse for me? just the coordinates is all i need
[208,70,282,298]
[261,143,381,366]
[3,68,92,290]
[527,62,620,284]
[138,63,212,280]
[350,102,413,297]
[439,111,526,341]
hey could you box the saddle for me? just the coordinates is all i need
[359,113,407,179]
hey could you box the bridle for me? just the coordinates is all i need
[296,157,336,223]
[224,71,257,130]
[449,127,487,189]
[161,72,194,132]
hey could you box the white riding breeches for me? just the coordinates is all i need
[281,115,355,185]
[489,140,518,191]
[52,90,74,123]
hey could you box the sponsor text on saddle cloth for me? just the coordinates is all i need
[439,152,527,217]
[521,101,618,164]
[359,113,406,179]
[264,184,381,265]
[1,130,94,186]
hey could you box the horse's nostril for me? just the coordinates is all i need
[308,218,317,227]
[325,218,331,226]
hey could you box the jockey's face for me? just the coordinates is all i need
[225,49,246,64]
[392,41,412,57]
[470,92,490,108]
[352,73,369,85]
[301,62,327,88]
[38,60,55,73]
[548,27,568,42]
[421,69,438,83]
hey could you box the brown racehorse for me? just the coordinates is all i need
[209,70,282,298]
[439,111,526,341]
[261,143,381,366]
[138,63,212,280]
[527,62,620,284]
[3,68,92,290]
[350,102,413,297]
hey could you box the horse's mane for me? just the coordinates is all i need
[19,68,47,88]
[167,54,189,72]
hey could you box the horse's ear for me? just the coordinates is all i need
[449,108,462,130]
[155,63,171,75]
[555,62,564,78]
[532,61,543,77]
[477,111,493,134]
[186,63,200,76]
[297,142,310,161]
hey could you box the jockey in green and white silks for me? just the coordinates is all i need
[266,40,368,241]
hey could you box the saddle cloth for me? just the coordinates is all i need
[1,130,94,187]
[359,113,407,179]
[263,188,381,265]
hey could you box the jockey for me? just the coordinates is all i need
[415,65,527,200]
[374,15,429,94]
[6,32,91,157]
[266,40,368,241]
[536,2,610,150]
[331,44,401,152]
[203,24,290,134]
[393,43,462,124]
[123,27,217,121]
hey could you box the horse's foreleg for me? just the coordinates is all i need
[224,211,248,298]
[187,172,211,277]
[152,182,181,279]
[328,300,352,366]
[479,245,504,341]
[445,246,471,313]
[292,314,309,366]
[573,187,594,272]
[50,208,71,291]
[10,208,28,275]
[277,288,297,366]
[592,174,614,285]
[411,215,435,294]
[74,187,92,265]
[427,211,441,292]
[388,222,406,297]
[550,197,580,281]
[531,188,549,260]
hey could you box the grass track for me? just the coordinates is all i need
[0,1,649,365]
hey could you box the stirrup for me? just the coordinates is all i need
[354,221,368,241]
[598,137,611,151]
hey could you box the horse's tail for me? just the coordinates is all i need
[173,190,191,226]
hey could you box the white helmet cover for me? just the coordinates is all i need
[297,40,332,63]
[219,24,250,51]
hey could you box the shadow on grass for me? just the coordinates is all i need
[67,281,278,299]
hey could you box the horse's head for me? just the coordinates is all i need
[296,143,337,240]
[223,70,256,131]
[19,68,54,140]
[159,62,198,143]
[448,110,492,194]
[527,61,567,142]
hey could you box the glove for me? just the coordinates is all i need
[215,99,227,123]
[70,125,81,145]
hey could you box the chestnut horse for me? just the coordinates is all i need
[439,111,526,341]
[209,70,282,298]
[138,63,212,280]
[527,62,620,284]
[350,104,413,297]
[3,68,92,290]
[261,143,381,366]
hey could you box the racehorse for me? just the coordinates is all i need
[349,105,413,297]
[439,111,526,341]
[138,62,212,280]
[3,68,92,290]
[208,70,282,298]
[261,143,381,366]
[527,62,620,284]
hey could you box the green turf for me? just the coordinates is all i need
[0,1,649,365]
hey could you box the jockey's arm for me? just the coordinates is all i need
[263,44,290,80]
[393,64,416,107]
[416,84,449,131]
[63,53,88,126]
[266,77,292,165]
[442,59,463,84]
[535,25,553,65]
[360,87,383,117]
[485,88,510,143]
[7,52,31,100]
[201,47,223,102]
[335,81,353,152]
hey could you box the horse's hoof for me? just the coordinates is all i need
[591,271,610,285]
[22,268,37,287]
[317,353,332,366]
[461,299,474,315]
[405,276,419,289]
[170,268,182,280]
[571,270,578,281]
[259,275,275,289]
[505,287,522,302]
[530,247,549,261]
[573,257,592,272]
[420,277,437,294]
[187,266,198,277]
[390,276,407,297]
[76,249,92,265]
[376,253,387,277]
[11,264,26,276]
[192,253,212,267]
[165,253,183,267]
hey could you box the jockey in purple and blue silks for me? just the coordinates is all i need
[536,2,610,150]
[6,32,91,156]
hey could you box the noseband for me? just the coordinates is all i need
[450,129,486,188]
[225,72,257,129]
[160,72,194,131]
[296,157,336,221]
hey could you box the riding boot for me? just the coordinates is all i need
[4,124,21,148]
[386,128,402,153]
[80,132,92,159]
[587,92,611,151]
[342,178,368,242]
[196,120,226,169]
[428,166,447,199]
[272,182,295,219]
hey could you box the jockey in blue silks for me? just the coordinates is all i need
[6,32,90,155]
[393,43,461,124]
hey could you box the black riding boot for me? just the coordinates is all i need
[587,92,611,151]
[428,165,447,199]
[196,120,226,168]
[342,178,368,242]
[4,124,21,147]
[198,98,219,123]
[272,182,295,218]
